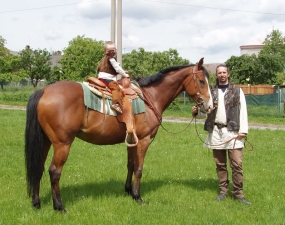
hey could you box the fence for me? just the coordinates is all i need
[1,82,285,118]
[237,84,274,95]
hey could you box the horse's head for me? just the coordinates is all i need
[184,58,213,114]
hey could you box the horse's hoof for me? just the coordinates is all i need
[54,207,68,213]
[53,204,67,213]
[136,198,144,205]
[60,209,68,214]
[125,186,132,195]
[132,196,144,205]
[32,201,41,209]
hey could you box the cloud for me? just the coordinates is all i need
[44,29,62,41]
[77,0,109,19]
[2,0,285,63]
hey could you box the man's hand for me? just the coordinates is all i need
[237,133,247,140]
[192,106,198,117]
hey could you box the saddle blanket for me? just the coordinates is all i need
[79,82,146,116]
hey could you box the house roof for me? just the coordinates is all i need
[240,39,264,48]
[204,63,220,74]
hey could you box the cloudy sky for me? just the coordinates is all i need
[1,0,285,63]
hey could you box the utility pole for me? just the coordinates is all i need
[110,0,122,65]
[117,0,122,65]
[111,0,116,43]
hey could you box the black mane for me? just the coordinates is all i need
[135,64,207,86]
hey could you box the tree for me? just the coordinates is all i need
[225,54,259,84]
[0,36,24,89]
[19,47,52,87]
[122,48,190,78]
[258,29,285,84]
[225,29,285,85]
[0,36,9,56]
[59,35,104,81]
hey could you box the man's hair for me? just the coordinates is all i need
[216,64,229,74]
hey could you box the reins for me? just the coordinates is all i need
[138,90,196,136]
[160,117,195,134]
[140,89,254,150]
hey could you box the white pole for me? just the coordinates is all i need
[117,0,122,65]
[111,0,116,42]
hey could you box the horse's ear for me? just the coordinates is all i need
[197,58,204,70]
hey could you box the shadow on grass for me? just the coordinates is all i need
[40,177,218,206]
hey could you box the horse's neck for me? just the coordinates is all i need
[141,76,184,113]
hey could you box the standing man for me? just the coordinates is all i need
[192,64,251,205]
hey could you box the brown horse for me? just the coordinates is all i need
[25,58,213,212]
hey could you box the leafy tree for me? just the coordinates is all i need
[262,29,285,59]
[19,47,52,87]
[47,65,64,84]
[122,48,190,78]
[225,54,259,84]
[0,36,24,89]
[275,71,285,85]
[59,35,104,81]
[0,36,9,56]
[225,29,285,85]
[257,29,285,84]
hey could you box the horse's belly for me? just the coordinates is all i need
[77,115,126,145]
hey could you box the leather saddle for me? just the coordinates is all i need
[86,77,140,147]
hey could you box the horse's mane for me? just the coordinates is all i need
[135,64,208,86]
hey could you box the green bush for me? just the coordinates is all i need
[2,92,30,102]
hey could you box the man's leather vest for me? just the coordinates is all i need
[97,56,117,75]
[204,84,240,132]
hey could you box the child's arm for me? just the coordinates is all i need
[109,58,129,77]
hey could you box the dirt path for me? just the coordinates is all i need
[1,104,284,131]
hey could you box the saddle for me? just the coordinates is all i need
[86,77,141,147]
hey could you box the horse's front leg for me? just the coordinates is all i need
[128,136,150,204]
[49,143,71,213]
[125,148,134,195]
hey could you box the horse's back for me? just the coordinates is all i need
[37,81,86,141]
[37,81,127,144]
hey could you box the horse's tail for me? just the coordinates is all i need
[24,89,45,197]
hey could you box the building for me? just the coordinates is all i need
[240,39,264,56]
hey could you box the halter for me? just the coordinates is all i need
[185,66,205,109]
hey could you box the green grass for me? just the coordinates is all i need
[0,108,285,224]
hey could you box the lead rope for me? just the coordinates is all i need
[193,117,254,151]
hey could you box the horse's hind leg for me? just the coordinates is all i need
[32,135,51,209]
[48,143,71,213]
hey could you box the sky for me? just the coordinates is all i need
[1,0,285,64]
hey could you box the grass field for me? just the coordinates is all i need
[0,108,285,225]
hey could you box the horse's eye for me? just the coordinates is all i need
[199,80,205,85]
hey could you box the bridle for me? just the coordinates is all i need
[184,66,207,110]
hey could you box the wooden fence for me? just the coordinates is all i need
[236,84,274,95]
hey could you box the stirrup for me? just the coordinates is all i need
[125,131,139,147]
[111,104,122,114]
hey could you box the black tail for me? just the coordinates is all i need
[25,89,45,197]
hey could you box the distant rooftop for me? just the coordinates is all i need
[240,39,265,48]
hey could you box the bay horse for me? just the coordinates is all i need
[25,58,213,212]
